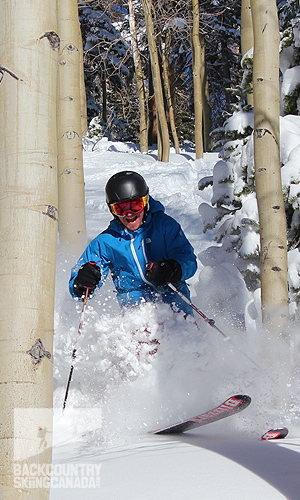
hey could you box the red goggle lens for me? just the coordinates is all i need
[110,195,148,217]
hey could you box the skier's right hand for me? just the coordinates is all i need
[73,262,101,298]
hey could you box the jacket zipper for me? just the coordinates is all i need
[126,230,155,288]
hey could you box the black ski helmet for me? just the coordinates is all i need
[105,171,149,217]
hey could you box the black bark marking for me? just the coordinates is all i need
[40,31,60,51]
[62,43,78,54]
[261,242,271,264]
[42,205,58,221]
[272,266,282,272]
[26,339,51,366]
[63,131,80,140]
[254,128,279,147]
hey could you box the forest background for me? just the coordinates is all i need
[81,0,297,148]
[81,0,300,318]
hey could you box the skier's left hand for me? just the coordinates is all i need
[145,260,182,286]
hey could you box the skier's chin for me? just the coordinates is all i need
[120,210,144,230]
[125,214,138,223]
[125,217,140,230]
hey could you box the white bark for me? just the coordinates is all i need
[79,23,88,136]
[57,0,87,255]
[161,31,180,154]
[192,0,203,159]
[251,0,289,328]
[241,0,253,57]
[0,1,58,498]
[128,0,148,153]
[241,0,254,106]
[201,34,212,152]
[142,0,170,162]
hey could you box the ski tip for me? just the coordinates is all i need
[232,394,252,407]
[261,427,289,441]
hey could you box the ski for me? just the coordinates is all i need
[261,427,289,441]
[152,394,251,435]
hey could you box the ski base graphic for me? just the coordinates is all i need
[152,394,251,435]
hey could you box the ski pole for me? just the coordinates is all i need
[167,282,261,370]
[168,282,228,338]
[145,262,226,337]
[63,287,90,411]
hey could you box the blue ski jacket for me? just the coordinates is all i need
[69,197,197,314]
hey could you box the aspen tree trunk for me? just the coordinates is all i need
[157,118,163,161]
[192,0,204,159]
[161,31,180,154]
[142,0,170,162]
[148,65,156,145]
[241,0,254,107]
[0,1,58,499]
[128,0,148,153]
[200,34,212,152]
[57,0,87,256]
[79,23,88,136]
[251,0,289,328]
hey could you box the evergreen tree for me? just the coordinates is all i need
[198,2,300,322]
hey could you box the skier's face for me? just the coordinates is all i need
[119,209,144,231]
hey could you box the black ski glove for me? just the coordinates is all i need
[145,260,182,287]
[73,262,101,298]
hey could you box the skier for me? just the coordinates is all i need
[69,171,197,315]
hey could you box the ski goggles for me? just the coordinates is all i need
[109,194,148,217]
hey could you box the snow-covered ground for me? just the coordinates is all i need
[50,140,300,499]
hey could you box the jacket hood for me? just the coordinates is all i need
[108,196,165,236]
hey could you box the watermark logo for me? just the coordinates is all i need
[14,408,53,462]
[14,463,101,489]
[14,407,102,461]
[13,407,102,489]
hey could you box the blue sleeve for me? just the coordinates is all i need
[162,214,197,281]
[69,236,109,298]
